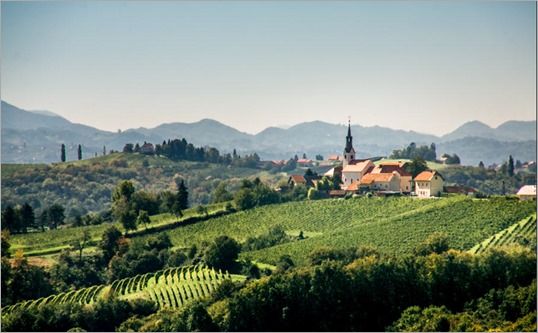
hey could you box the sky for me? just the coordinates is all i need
[1,1,536,136]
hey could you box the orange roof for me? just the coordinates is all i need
[328,155,340,161]
[297,159,312,163]
[380,161,408,168]
[414,171,444,181]
[360,172,397,185]
[347,181,362,191]
[343,160,373,174]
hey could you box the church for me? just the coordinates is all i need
[340,121,411,193]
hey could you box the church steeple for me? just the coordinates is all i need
[343,118,355,168]
[345,119,353,153]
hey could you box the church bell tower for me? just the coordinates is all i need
[343,119,355,168]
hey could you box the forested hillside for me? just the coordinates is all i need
[1,153,284,217]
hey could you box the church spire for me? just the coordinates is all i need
[343,118,356,168]
[344,118,353,153]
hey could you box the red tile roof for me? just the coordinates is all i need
[372,165,411,177]
[346,181,362,191]
[414,171,444,181]
[289,175,306,184]
[359,172,396,185]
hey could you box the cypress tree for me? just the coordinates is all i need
[78,144,82,160]
[508,155,514,177]
[61,144,66,162]
[177,179,189,210]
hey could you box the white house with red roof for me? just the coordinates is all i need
[414,171,444,198]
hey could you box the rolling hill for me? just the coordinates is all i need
[1,101,535,165]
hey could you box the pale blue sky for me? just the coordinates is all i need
[2,1,536,135]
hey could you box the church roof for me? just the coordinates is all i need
[343,160,373,174]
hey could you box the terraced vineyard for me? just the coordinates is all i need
[2,265,239,315]
[468,214,537,254]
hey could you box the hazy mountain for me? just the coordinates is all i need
[441,120,536,142]
[1,101,535,166]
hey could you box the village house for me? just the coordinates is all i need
[516,185,536,201]
[370,163,412,193]
[414,171,444,198]
[140,142,155,155]
[287,174,320,188]
[359,172,401,192]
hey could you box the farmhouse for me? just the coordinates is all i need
[516,185,536,201]
[414,171,444,198]
[359,172,401,192]
[140,142,155,155]
[288,174,320,188]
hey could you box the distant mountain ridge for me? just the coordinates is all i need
[1,101,535,166]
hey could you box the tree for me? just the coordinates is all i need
[414,232,449,256]
[407,157,428,178]
[47,204,65,230]
[315,154,324,161]
[123,143,134,153]
[508,155,514,177]
[103,146,107,156]
[99,225,123,263]
[114,197,137,234]
[77,144,82,160]
[112,181,137,234]
[177,179,189,210]
[71,229,91,264]
[19,203,35,233]
[61,144,66,162]
[2,205,17,233]
[478,161,485,168]
[212,181,233,203]
[204,236,240,271]
[234,188,255,211]
[137,210,151,229]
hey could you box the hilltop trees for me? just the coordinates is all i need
[78,144,82,160]
[391,142,437,162]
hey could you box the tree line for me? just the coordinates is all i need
[391,142,461,165]
[123,138,261,168]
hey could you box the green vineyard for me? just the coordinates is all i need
[2,265,239,316]
[468,214,537,255]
